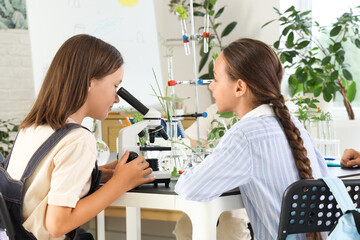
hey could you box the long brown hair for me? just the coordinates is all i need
[21,34,124,130]
[222,38,322,240]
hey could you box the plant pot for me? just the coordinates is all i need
[334,119,360,156]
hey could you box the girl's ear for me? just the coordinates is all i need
[235,79,247,97]
[88,78,95,91]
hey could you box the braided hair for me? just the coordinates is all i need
[222,38,321,240]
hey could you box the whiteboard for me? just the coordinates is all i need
[26,0,163,109]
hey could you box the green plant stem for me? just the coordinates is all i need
[168,138,204,161]
[208,16,223,49]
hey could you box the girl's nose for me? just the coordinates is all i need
[208,80,214,91]
[114,94,120,103]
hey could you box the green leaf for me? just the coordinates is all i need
[282,26,291,36]
[309,103,317,109]
[330,25,342,37]
[192,3,202,7]
[355,39,360,49]
[221,22,237,38]
[295,40,310,49]
[199,51,209,73]
[321,56,331,65]
[261,19,277,28]
[218,111,234,118]
[327,83,337,94]
[307,78,323,86]
[285,32,294,48]
[347,81,356,102]
[215,6,224,18]
[330,70,339,80]
[322,87,332,102]
[280,53,286,63]
[174,5,188,19]
[343,69,353,80]
[284,6,295,13]
[333,42,341,52]
[335,56,344,64]
[214,23,222,30]
[194,11,205,17]
[314,68,324,74]
[300,10,312,16]
[336,50,345,56]
[313,87,322,97]
[210,0,217,5]
[274,40,280,49]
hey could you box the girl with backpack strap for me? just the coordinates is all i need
[174,38,330,240]
[3,34,154,239]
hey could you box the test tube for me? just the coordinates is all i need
[203,13,210,53]
[167,56,174,81]
[167,55,176,96]
[197,79,213,85]
[168,79,213,86]
[180,18,191,55]
[168,80,196,86]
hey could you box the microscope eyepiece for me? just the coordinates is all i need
[117,87,149,115]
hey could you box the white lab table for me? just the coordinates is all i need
[96,163,360,240]
[96,180,242,240]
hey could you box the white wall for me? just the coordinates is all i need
[0,1,280,121]
[154,0,280,113]
[26,0,163,110]
[0,30,34,123]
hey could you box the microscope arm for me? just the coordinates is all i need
[117,120,149,158]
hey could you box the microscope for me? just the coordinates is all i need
[116,87,171,187]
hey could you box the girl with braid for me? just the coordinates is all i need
[175,38,329,240]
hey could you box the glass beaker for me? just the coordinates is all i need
[96,138,110,166]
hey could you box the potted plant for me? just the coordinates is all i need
[263,5,360,120]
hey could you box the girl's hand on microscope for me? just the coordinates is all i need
[112,151,155,191]
[99,160,118,183]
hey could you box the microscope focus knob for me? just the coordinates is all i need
[127,151,139,163]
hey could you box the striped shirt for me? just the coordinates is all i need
[175,104,329,240]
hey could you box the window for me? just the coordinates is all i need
[280,0,360,119]
[312,0,360,107]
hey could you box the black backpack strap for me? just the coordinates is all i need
[346,210,360,234]
[87,161,102,195]
[2,133,20,169]
[20,123,83,182]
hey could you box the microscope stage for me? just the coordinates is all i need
[144,171,171,187]
[147,171,171,179]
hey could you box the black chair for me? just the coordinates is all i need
[0,192,15,240]
[278,179,360,240]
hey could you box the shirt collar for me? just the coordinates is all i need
[241,104,275,120]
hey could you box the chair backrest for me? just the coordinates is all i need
[0,192,15,240]
[278,179,360,240]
